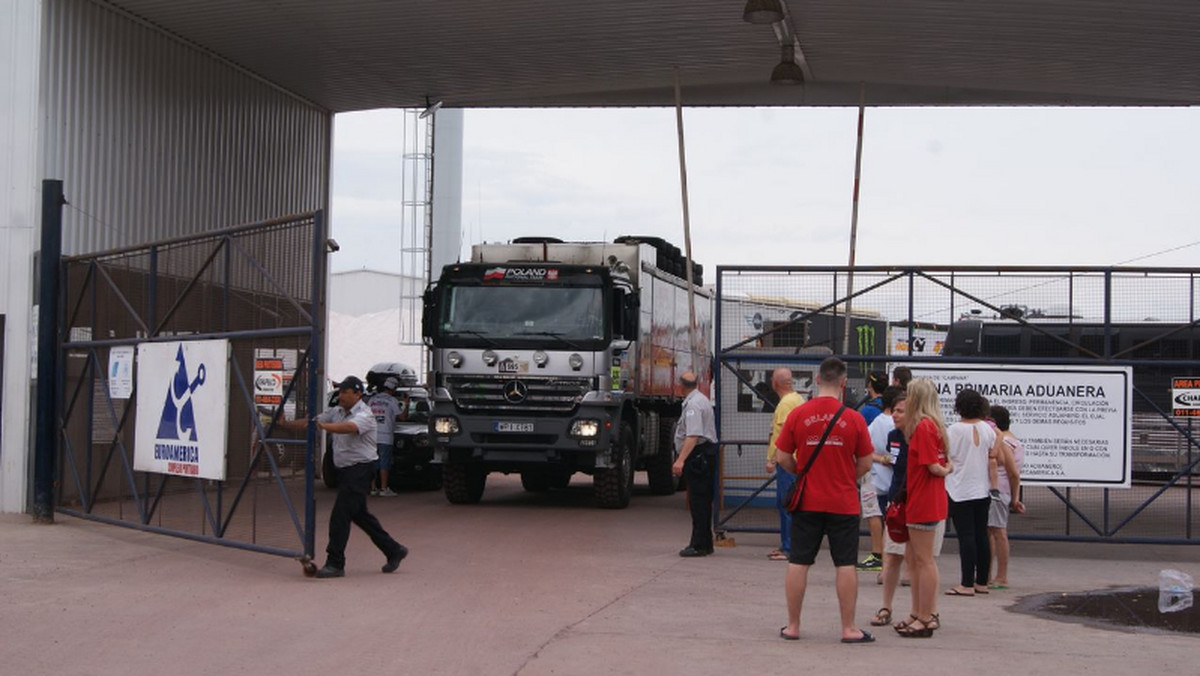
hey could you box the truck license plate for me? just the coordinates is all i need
[498,359,526,373]
[494,421,534,433]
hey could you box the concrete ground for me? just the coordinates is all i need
[3,475,1198,676]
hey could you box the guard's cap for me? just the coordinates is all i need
[334,375,364,393]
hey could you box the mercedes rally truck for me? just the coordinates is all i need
[422,236,712,508]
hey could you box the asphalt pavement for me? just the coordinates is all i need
[3,475,1198,675]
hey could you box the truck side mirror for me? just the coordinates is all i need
[421,287,435,340]
[623,292,640,341]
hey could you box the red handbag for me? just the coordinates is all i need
[885,500,909,543]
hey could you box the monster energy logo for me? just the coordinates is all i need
[855,324,876,355]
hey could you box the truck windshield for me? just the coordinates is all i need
[439,285,606,345]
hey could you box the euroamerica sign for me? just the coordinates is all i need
[134,340,230,480]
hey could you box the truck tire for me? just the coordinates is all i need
[594,423,635,509]
[659,416,685,492]
[520,469,552,493]
[549,469,573,490]
[443,463,486,504]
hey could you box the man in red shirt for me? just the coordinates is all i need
[775,357,875,643]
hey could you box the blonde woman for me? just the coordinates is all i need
[896,378,952,638]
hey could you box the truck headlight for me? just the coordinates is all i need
[533,350,549,367]
[434,417,460,435]
[482,350,498,366]
[569,419,600,438]
[447,351,464,368]
[568,353,584,371]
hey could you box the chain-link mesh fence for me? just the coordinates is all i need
[56,213,326,557]
[716,266,1200,543]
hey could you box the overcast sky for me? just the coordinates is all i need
[330,107,1200,276]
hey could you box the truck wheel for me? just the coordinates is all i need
[550,469,573,490]
[646,447,676,495]
[594,423,634,509]
[443,463,486,504]
[520,469,552,493]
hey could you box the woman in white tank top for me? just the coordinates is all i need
[944,389,996,596]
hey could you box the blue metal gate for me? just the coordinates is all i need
[50,202,328,559]
[714,265,1200,544]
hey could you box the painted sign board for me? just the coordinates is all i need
[134,340,230,480]
[911,364,1132,487]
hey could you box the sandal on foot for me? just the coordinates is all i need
[897,617,934,638]
[779,627,799,641]
[768,549,789,561]
[870,608,892,626]
[893,614,918,632]
[974,586,990,594]
[927,613,940,630]
[989,583,1009,590]
[841,630,875,644]
[945,587,975,596]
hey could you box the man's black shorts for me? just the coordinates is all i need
[788,511,861,566]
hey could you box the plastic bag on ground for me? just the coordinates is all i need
[1158,569,1194,614]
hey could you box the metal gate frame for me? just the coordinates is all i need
[43,186,328,559]
[714,265,1200,545]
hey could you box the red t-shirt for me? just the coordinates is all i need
[775,397,873,515]
[905,417,948,523]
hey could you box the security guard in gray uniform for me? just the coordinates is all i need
[279,375,408,578]
[671,371,719,557]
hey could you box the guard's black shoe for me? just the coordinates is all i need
[679,546,712,558]
[382,544,409,573]
[315,565,345,579]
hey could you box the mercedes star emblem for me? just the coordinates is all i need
[503,380,528,404]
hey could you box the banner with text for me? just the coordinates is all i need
[911,364,1132,487]
[134,340,230,480]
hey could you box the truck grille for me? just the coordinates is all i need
[446,375,592,413]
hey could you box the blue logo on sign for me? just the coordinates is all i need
[156,346,207,441]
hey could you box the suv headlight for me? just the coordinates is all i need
[569,419,600,438]
[434,417,460,435]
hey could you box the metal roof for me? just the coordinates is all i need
[103,0,1200,111]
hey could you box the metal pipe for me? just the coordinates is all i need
[33,180,66,523]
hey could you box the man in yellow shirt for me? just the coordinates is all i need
[765,367,806,561]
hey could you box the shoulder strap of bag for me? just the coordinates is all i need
[796,404,847,479]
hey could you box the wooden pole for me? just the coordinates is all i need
[842,83,866,358]
[675,68,698,373]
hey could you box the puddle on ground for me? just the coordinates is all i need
[1015,587,1200,635]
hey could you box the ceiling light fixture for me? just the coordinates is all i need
[743,0,785,25]
[770,44,805,85]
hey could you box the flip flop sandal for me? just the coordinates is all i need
[841,630,876,644]
[945,587,975,596]
[989,584,1010,590]
[779,627,800,641]
[870,608,893,626]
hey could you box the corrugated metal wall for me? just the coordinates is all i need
[41,0,331,256]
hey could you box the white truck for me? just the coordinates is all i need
[422,236,712,508]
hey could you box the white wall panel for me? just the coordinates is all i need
[41,0,332,255]
[0,0,44,513]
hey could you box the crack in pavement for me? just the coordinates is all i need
[511,559,685,676]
